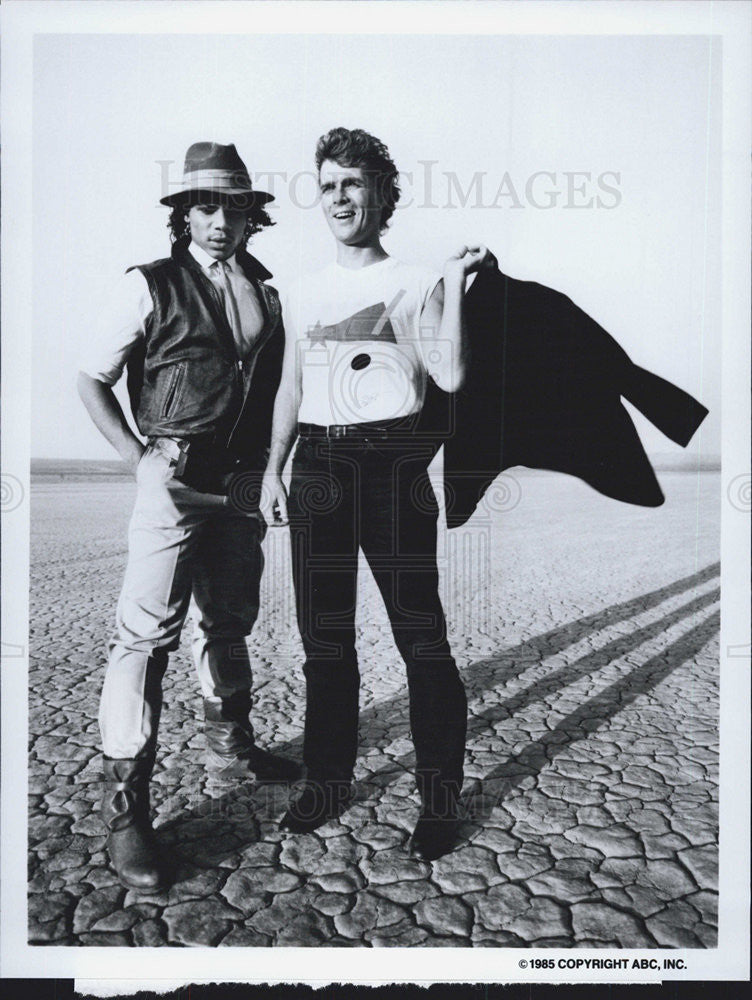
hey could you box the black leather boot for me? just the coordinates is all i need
[101,755,166,892]
[204,692,301,790]
[409,811,459,861]
[279,775,353,833]
[409,776,461,861]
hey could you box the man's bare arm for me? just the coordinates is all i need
[260,327,302,525]
[421,245,496,393]
[77,372,145,473]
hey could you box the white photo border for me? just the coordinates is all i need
[1,0,749,985]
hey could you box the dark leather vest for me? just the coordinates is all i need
[125,241,284,464]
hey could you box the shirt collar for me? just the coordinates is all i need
[188,241,237,274]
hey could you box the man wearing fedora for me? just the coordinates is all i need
[77,141,299,892]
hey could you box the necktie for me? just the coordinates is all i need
[212,259,245,357]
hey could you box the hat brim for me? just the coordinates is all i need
[160,187,274,209]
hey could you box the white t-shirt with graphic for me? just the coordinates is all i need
[286,257,442,426]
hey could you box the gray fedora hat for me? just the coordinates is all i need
[160,141,274,209]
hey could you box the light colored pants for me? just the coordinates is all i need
[99,440,265,759]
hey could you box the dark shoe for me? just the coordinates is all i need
[101,755,166,892]
[408,812,459,861]
[279,778,353,833]
[204,694,301,790]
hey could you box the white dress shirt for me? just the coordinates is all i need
[79,242,265,385]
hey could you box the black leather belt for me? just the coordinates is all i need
[298,420,413,441]
[148,434,229,460]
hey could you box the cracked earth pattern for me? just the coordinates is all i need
[28,470,720,947]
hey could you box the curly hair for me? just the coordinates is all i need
[315,127,401,232]
[167,196,275,246]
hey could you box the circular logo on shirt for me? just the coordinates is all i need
[330,343,416,423]
[351,353,371,371]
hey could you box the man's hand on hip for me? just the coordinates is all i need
[124,440,147,477]
[76,372,146,478]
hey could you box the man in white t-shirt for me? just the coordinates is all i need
[261,127,493,860]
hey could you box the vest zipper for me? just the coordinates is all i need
[193,258,273,452]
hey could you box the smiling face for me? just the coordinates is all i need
[319,160,385,249]
[184,202,247,260]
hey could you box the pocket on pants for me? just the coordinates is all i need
[136,440,174,487]
[134,442,152,479]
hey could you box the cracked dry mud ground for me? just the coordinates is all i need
[28,470,720,947]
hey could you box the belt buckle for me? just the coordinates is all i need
[154,436,188,467]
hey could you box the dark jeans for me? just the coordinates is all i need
[289,430,467,815]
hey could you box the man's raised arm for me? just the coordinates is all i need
[421,244,496,393]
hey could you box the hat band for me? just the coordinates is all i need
[179,168,255,192]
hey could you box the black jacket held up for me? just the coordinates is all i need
[419,264,709,528]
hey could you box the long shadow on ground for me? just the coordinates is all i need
[463,606,720,821]
[157,563,719,870]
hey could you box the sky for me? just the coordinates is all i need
[32,30,721,459]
